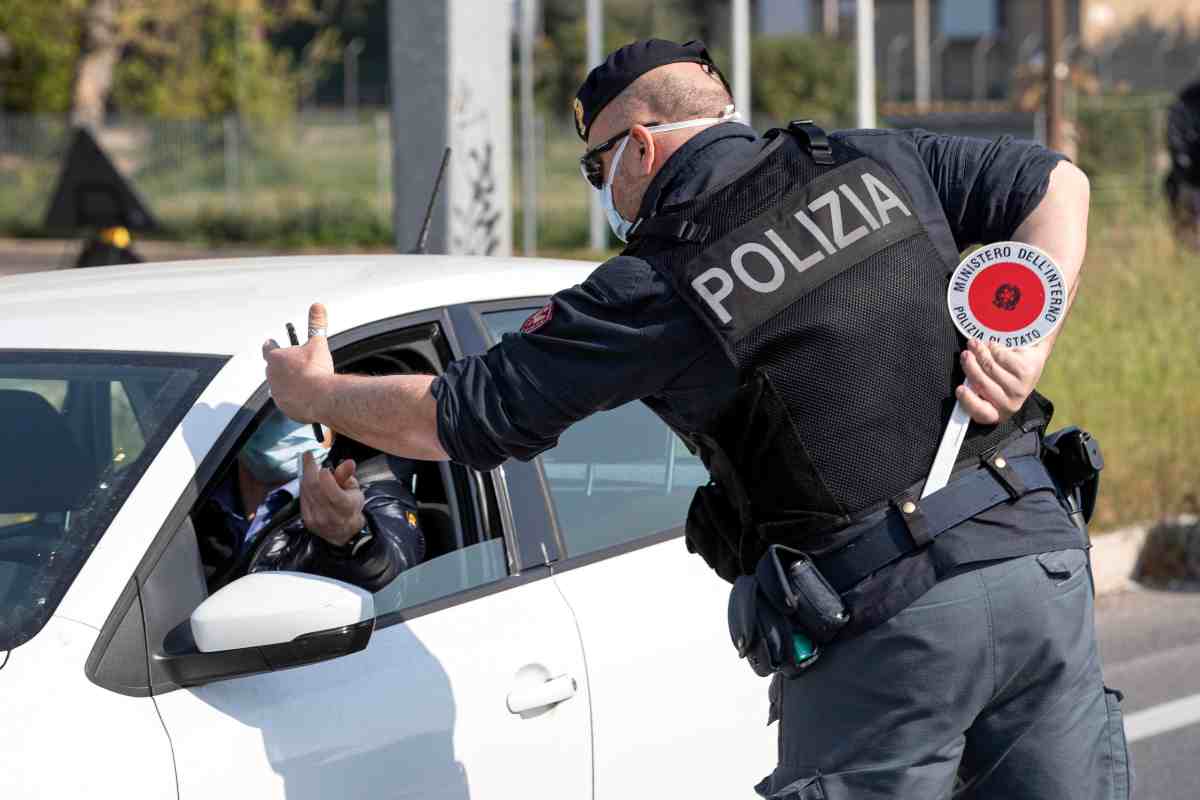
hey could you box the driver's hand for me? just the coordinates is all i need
[957,338,1050,425]
[300,452,367,547]
[263,303,333,424]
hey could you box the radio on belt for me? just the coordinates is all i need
[921,242,1066,498]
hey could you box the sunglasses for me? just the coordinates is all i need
[579,122,663,190]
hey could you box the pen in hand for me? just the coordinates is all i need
[286,322,326,445]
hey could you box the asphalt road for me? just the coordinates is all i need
[1097,586,1200,799]
[0,238,277,277]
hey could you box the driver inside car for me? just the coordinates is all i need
[194,408,426,592]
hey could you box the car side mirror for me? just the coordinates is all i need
[155,572,375,688]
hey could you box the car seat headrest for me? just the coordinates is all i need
[0,389,98,512]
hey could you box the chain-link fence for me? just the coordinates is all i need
[0,110,394,244]
[0,93,1182,253]
[1074,93,1174,209]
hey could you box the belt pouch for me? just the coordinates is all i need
[757,545,849,644]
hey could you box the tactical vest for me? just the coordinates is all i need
[625,123,1053,590]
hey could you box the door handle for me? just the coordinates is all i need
[507,674,577,715]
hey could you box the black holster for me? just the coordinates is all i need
[1042,427,1104,530]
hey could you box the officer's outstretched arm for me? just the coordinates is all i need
[957,161,1090,425]
[263,304,449,462]
[315,372,447,461]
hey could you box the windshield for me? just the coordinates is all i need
[0,351,224,651]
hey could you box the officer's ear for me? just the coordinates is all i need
[628,124,657,177]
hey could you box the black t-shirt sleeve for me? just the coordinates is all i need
[908,130,1067,250]
[431,256,710,471]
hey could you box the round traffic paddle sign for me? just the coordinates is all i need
[946,242,1066,347]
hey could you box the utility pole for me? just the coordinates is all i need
[1045,0,1067,152]
[519,0,538,256]
[857,0,877,128]
[732,0,751,127]
[913,0,931,111]
[823,0,839,37]
[587,0,605,251]
[344,38,365,117]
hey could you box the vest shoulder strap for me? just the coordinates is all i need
[628,122,836,247]
[787,120,835,165]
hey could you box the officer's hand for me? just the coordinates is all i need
[263,303,333,423]
[300,452,367,547]
[957,339,1048,425]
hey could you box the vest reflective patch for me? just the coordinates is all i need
[684,158,924,342]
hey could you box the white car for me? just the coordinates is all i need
[0,256,774,800]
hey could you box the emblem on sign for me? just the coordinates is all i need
[946,242,1066,348]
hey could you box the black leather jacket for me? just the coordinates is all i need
[195,456,426,592]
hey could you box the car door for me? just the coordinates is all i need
[110,311,593,800]
[468,302,776,799]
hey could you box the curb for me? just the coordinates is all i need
[1092,515,1200,596]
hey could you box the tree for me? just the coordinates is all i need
[750,34,856,127]
[73,0,123,129]
[0,0,341,121]
[0,1,83,113]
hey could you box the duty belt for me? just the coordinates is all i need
[728,431,1082,679]
[815,449,1057,593]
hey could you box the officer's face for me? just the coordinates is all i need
[587,109,658,221]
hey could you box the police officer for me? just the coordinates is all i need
[264,40,1123,800]
[1166,80,1200,249]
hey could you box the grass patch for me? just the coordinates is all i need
[1037,200,1200,531]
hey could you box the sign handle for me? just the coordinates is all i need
[920,384,973,499]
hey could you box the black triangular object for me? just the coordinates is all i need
[43,127,160,232]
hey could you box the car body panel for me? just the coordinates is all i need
[155,578,592,800]
[0,256,783,799]
[553,538,775,799]
[0,616,176,798]
[0,256,594,354]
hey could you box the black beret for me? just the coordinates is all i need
[573,39,729,142]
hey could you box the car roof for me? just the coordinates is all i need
[0,255,597,354]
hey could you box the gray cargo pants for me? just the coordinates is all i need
[756,549,1133,799]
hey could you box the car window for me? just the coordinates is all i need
[0,352,224,651]
[188,338,509,619]
[482,307,710,559]
[110,381,146,466]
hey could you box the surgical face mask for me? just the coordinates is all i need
[599,105,744,242]
[239,410,330,485]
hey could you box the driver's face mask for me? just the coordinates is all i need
[239,409,330,485]
[600,105,743,242]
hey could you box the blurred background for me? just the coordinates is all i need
[0,0,1197,533]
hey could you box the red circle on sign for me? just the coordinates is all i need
[966,262,1045,333]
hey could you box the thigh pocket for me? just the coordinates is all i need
[1102,686,1133,800]
[1036,548,1091,590]
[755,774,825,800]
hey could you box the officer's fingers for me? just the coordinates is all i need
[262,339,281,360]
[964,346,1023,400]
[989,345,1038,386]
[956,383,1001,425]
[308,303,328,340]
[961,352,1012,411]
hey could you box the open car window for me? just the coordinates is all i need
[186,331,509,622]
[0,350,223,651]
